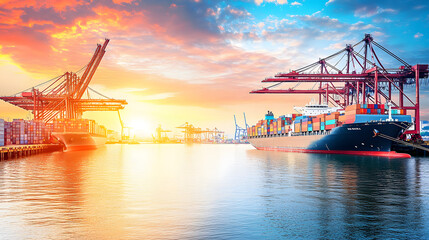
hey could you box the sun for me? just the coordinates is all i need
[127,118,154,138]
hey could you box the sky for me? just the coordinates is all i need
[0,0,428,138]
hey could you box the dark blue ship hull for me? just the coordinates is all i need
[248,121,412,158]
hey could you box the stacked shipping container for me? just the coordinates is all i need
[53,119,107,136]
[0,118,107,146]
[0,119,4,147]
[247,104,410,138]
[12,119,26,144]
[4,122,12,146]
[26,120,44,144]
[344,104,407,124]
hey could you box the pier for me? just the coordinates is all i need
[0,144,62,161]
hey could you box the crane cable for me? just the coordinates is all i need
[9,64,88,97]
[10,74,63,96]
[88,86,113,99]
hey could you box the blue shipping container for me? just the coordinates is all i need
[325,119,337,125]
[352,114,412,123]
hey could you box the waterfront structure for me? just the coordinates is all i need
[0,40,127,150]
[248,34,428,157]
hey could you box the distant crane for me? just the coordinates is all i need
[177,122,196,143]
[211,127,225,143]
[234,113,249,141]
[117,110,132,142]
[177,122,225,143]
[153,124,172,143]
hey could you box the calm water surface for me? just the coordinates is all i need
[0,144,428,239]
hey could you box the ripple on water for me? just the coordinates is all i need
[0,144,428,239]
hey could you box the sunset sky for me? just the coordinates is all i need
[0,0,428,138]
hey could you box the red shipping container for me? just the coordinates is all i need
[294,123,301,133]
[326,113,340,121]
[345,104,361,111]
[302,125,308,131]
[345,109,360,115]
[313,122,320,131]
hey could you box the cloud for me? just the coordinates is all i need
[255,0,288,6]
[325,0,335,5]
[349,21,375,31]
[371,31,385,37]
[354,6,397,18]
[0,0,425,128]
[139,92,176,101]
[414,32,423,38]
[414,5,425,10]
[291,14,375,32]
[0,0,228,73]
[0,0,299,112]
[291,1,302,6]
[294,15,345,29]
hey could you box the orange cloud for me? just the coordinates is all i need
[0,0,308,136]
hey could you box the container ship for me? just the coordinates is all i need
[247,103,413,158]
[50,119,107,151]
[0,118,107,151]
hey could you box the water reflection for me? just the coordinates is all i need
[246,150,427,239]
[0,145,428,239]
[0,147,127,238]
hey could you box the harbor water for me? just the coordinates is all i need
[0,144,429,239]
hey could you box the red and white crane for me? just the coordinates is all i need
[251,34,428,138]
[0,39,127,123]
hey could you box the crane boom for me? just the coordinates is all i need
[0,38,127,123]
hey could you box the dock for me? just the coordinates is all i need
[0,144,62,161]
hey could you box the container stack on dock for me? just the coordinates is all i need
[0,118,107,147]
[4,122,12,146]
[12,119,26,145]
[26,120,44,144]
[0,119,4,147]
[247,104,410,138]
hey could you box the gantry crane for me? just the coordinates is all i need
[153,124,172,143]
[251,34,428,139]
[0,39,127,123]
[117,110,132,141]
[234,113,249,141]
[177,122,224,143]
